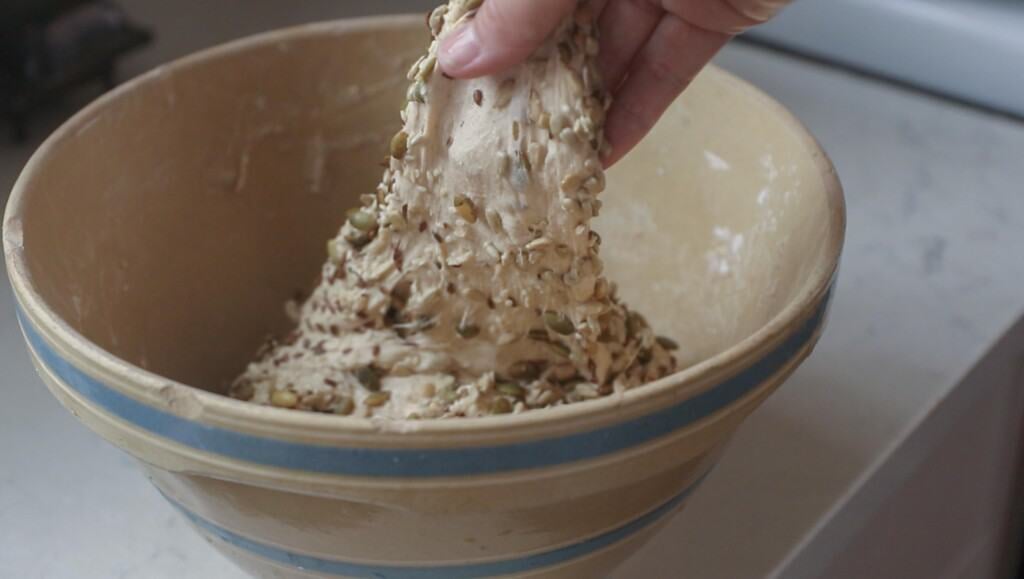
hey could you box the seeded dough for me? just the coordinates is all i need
[230,0,678,418]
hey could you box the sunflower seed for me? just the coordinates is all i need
[364,391,390,408]
[497,152,510,177]
[485,209,504,232]
[583,173,605,194]
[539,111,551,132]
[549,113,567,135]
[573,383,600,399]
[561,173,583,192]
[527,142,547,171]
[528,89,542,123]
[525,237,552,251]
[495,78,515,109]
[453,195,477,223]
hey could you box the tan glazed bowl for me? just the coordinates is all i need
[4,16,844,579]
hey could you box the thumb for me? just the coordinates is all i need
[439,0,578,78]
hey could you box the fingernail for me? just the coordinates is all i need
[440,23,482,74]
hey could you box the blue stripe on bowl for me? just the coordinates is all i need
[17,287,829,477]
[166,472,707,578]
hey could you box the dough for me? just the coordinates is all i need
[231,0,678,419]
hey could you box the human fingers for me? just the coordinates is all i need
[438,0,578,78]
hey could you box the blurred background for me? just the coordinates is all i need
[1,1,1022,578]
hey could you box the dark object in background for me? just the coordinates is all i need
[0,0,152,142]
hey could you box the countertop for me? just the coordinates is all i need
[3,7,1024,578]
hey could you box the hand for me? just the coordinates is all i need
[439,0,788,165]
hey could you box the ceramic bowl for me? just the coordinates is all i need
[3,16,844,579]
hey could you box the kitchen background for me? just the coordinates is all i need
[2,1,1023,578]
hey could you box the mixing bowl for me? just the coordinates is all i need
[4,15,844,579]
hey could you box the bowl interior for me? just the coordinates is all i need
[12,18,838,395]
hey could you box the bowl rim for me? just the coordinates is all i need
[3,15,845,440]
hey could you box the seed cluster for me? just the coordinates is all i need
[230,0,679,419]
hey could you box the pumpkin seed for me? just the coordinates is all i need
[390,130,408,159]
[348,210,378,231]
[558,42,572,64]
[418,55,437,81]
[343,229,371,249]
[440,384,460,403]
[355,366,381,391]
[528,328,550,341]
[497,383,526,399]
[543,340,571,357]
[407,82,426,103]
[507,360,543,381]
[232,381,254,401]
[428,6,446,37]
[490,397,513,414]
[543,311,575,335]
[334,397,355,415]
[270,389,298,408]
[326,240,343,263]
[657,336,680,351]
[626,312,646,339]
[456,323,480,339]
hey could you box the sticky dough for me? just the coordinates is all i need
[231,0,678,419]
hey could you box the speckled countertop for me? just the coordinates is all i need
[2,24,1024,579]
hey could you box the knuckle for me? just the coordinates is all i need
[641,54,688,92]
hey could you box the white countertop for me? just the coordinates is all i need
[3,8,1024,578]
